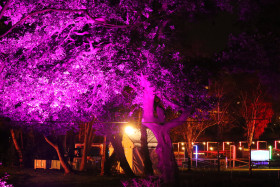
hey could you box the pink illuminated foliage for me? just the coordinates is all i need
[0,173,13,187]
[0,0,250,183]
[0,0,217,134]
[0,0,268,129]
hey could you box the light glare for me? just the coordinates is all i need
[125,126,136,135]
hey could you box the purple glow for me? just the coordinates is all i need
[0,0,235,183]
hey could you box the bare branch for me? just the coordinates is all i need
[0,8,128,39]
[44,135,58,150]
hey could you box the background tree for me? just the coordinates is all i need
[208,74,233,171]
[231,76,274,174]
[171,117,215,171]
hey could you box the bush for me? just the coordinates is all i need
[0,173,13,187]
[121,176,161,187]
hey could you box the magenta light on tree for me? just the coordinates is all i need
[0,0,220,183]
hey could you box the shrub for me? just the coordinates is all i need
[121,176,161,187]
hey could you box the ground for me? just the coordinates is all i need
[1,167,280,187]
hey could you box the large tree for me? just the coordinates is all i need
[0,0,254,183]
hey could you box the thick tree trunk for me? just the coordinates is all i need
[109,134,135,177]
[10,129,23,167]
[154,128,179,184]
[140,124,154,176]
[44,136,72,174]
[141,75,189,184]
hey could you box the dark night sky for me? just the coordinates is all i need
[181,12,241,57]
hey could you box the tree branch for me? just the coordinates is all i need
[165,109,190,130]
[44,135,58,150]
[0,0,10,21]
[0,8,128,39]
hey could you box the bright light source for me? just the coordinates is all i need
[278,141,280,143]
[193,145,198,159]
[210,147,213,151]
[269,146,272,160]
[181,142,184,145]
[203,142,206,145]
[125,126,136,135]
[239,147,242,150]
[227,142,230,145]
[252,142,255,144]
[182,147,185,150]
[251,150,269,161]
[192,142,194,145]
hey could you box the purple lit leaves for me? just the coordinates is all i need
[0,0,222,134]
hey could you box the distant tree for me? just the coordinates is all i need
[236,82,273,174]
[171,117,214,170]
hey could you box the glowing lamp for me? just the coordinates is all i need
[203,142,206,145]
[227,142,230,145]
[125,126,136,135]
[210,147,213,151]
[252,142,255,144]
[239,147,242,150]
[181,142,184,145]
[182,147,185,150]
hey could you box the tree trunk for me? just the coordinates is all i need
[79,144,88,171]
[100,136,106,175]
[104,150,116,176]
[141,123,154,176]
[140,75,189,184]
[217,142,220,172]
[249,145,252,175]
[154,128,179,184]
[186,142,193,171]
[44,136,72,174]
[186,126,193,171]
[109,134,135,177]
[10,129,23,167]
[248,121,255,175]
[79,122,95,171]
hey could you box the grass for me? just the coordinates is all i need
[1,166,280,187]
